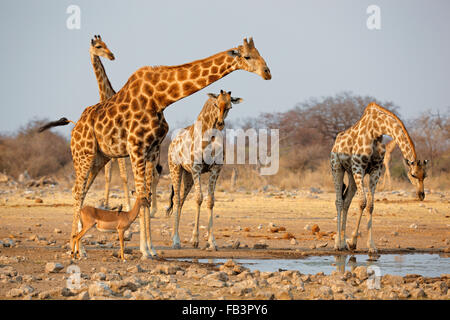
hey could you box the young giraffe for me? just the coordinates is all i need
[380,139,428,200]
[68,37,270,259]
[330,102,427,253]
[166,90,243,250]
[89,35,131,211]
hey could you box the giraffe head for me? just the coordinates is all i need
[90,35,115,60]
[228,37,271,80]
[404,159,429,201]
[207,90,243,130]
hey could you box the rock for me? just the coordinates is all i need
[275,289,293,300]
[411,288,426,299]
[290,238,298,245]
[77,291,90,300]
[91,272,106,281]
[318,286,333,298]
[124,230,133,241]
[311,224,320,234]
[61,287,75,297]
[88,282,113,297]
[35,198,43,204]
[304,224,311,231]
[231,240,240,249]
[127,264,144,273]
[382,274,404,287]
[254,290,275,300]
[7,285,34,298]
[409,223,418,229]
[154,264,181,275]
[54,228,62,234]
[45,262,64,273]
[353,266,368,281]
[317,242,328,248]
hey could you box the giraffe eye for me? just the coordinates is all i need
[411,174,418,179]
[95,46,102,49]
[244,56,251,60]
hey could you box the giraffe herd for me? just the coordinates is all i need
[40,35,428,260]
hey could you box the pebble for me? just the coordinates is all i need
[45,262,64,273]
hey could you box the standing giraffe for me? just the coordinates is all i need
[380,139,428,200]
[330,103,427,253]
[45,37,271,259]
[89,35,131,211]
[166,90,243,250]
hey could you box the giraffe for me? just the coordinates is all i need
[45,37,270,259]
[380,139,428,200]
[330,102,428,253]
[166,90,243,250]
[88,35,131,211]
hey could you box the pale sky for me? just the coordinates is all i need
[0,0,449,136]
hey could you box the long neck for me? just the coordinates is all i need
[90,53,116,101]
[369,105,417,162]
[196,99,219,133]
[153,50,239,111]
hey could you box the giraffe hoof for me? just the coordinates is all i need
[172,243,181,249]
[192,242,199,249]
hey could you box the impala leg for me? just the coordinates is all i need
[206,167,221,250]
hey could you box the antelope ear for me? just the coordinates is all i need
[231,97,243,104]
[207,93,219,99]
[423,160,429,166]
[227,49,241,58]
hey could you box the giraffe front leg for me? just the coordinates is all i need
[130,155,153,259]
[117,158,131,211]
[103,161,112,209]
[331,158,345,251]
[347,170,366,251]
[341,174,357,249]
[366,168,381,253]
[206,167,221,251]
[191,169,202,249]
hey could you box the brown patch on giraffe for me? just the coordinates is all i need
[161,72,168,81]
[201,61,212,68]
[211,66,219,74]
[134,111,144,120]
[156,82,168,91]
[131,99,140,112]
[208,75,219,83]
[107,106,117,118]
[168,83,181,99]
[124,111,132,120]
[214,56,225,65]
[182,82,197,95]
[201,69,209,77]
[143,83,153,97]
[150,72,160,85]
[177,69,188,81]
[138,95,148,106]
[196,78,207,87]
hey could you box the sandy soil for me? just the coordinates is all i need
[0,183,449,300]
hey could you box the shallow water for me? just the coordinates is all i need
[182,254,450,277]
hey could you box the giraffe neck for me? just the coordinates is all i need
[367,104,417,162]
[90,53,116,101]
[147,49,240,112]
[196,99,220,133]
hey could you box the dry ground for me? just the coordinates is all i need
[0,181,449,299]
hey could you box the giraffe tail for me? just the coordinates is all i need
[165,185,174,217]
[38,117,76,132]
[342,182,348,198]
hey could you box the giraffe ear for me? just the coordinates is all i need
[404,159,413,167]
[231,97,243,104]
[227,49,241,58]
[207,93,219,99]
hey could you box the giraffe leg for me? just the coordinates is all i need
[103,160,112,209]
[117,158,131,211]
[331,155,345,251]
[347,170,367,251]
[146,161,159,218]
[341,173,357,249]
[129,154,153,259]
[366,168,382,253]
[191,167,203,248]
[170,165,183,249]
[206,166,221,251]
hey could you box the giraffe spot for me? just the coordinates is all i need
[194,78,206,88]
[86,141,93,149]
[182,82,197,95]
[177,69,188,81]
[110,127,118,137]
[214,56,225,65]
[131,120,139,132]
[135,111,144,120]
[190,68,200,79]
[115,91,125,103]
[131,81,141,96]
[95,123,103,131]
[135,127,146,138]
[151,119,160,128]
[143,83,153,97]
[219,65,227,74]
[167,71,176,82]
[137,70,143,78]
[168,83,181,99]
[208,75,219,83]
[161,72,168,81]
[119,129,127,139]
[104,121,113,134]
[150,72,160,85]
[141,114,150,125]
[131,99,140,112]
[201,61,212,68]
[124,92,131,103]
[201,69,209,77]
[74,132,81,140]
[211,66,218,74]
[124,111,132,120]
[107,106,117,118]
[156,82,168,91]
[138,95,148,106]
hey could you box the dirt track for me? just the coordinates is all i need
[0,184,449,299]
